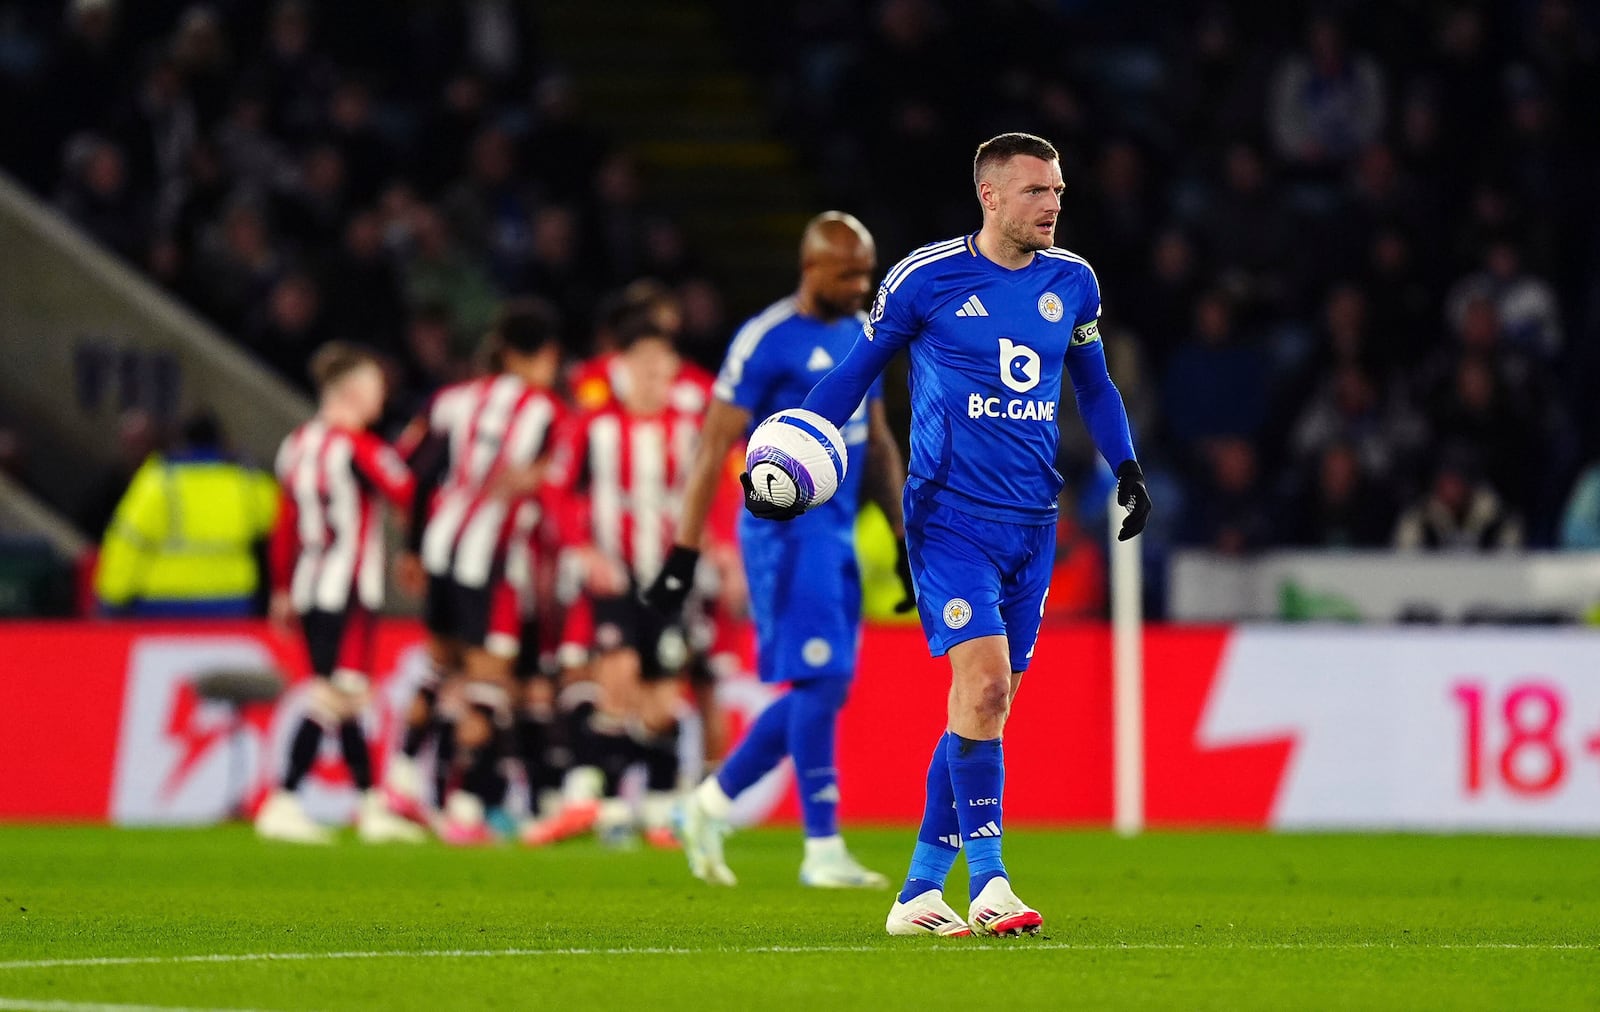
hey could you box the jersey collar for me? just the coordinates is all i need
[967,230,1041,275]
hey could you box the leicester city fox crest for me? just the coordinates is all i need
[943,598,972,629]
[1037,291,1064,322]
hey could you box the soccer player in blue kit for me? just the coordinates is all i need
[752,134,1151,936]
[643,212,914,888]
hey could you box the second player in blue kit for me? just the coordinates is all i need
[756,133,1152,936]
[644,212,912,888]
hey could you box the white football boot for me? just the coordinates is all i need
[799,836,891,889]
[521,765,603,846]
[885,889,973,937]
[438,790,495,846]
[380,754,431,825]
[967,877,1043,936]
[676,778,736,886]
[595,797,638,850]
[357,789,427,844]
[640,791,681,850]
[255,790,333,845]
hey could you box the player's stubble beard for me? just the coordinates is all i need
[1003,213,1054,257]
[813,290,865,323]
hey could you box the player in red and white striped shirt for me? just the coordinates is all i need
[256,344,425,846]
[564,310,744,767]
[534,320,711,847]
[387,301,565,844]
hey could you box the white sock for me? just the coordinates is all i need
[562,765,604,804]
[385,755,419,794]
[804,834,845,862]
[695,777,734,821]
[536,788,563,818]
[641,791,676,830]
[445,790,484,824]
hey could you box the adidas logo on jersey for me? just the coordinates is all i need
[806,347,835,371]
[954,295,989,318]
[968,821,1001,839]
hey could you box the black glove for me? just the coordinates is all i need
[1115,460,1152,542]
[740,471,806,521]
[641,545,700,617]
[892,537,917,613]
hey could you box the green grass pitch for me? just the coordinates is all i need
[1,825,1598,1010]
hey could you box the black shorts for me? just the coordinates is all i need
[683,651,715,690]
[513,612,559,683]
[300,606,376,678]
[424,574,520,658]
[591,592,698,683]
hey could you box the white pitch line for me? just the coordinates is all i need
[0,999,278,1012]
[0,941,1595,973]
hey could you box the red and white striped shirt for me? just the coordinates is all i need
[549,403,700,585]
[271,421,414,612]
[419,374,562,588]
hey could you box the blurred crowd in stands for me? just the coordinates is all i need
[3,0,1600,573]
[0,0,716,419]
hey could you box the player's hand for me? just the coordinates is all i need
[395,552,427,598]
[740,471,805,521]
[1115,460,1152,542]
[268,590,296,635]
[486,463,543,501]
[641,545,699,617]
[892,537,917,613]
[582,547,629,596]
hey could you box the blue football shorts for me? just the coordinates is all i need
[903,488,1054,672]
[741,524,861,683]
[739,525,864,685]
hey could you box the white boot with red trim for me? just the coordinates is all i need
[967,877,1043,937]
[884,889,972,937]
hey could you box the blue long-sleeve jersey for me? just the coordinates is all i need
[803,233,1136,524]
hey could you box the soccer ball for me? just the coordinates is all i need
[744,408,848,511]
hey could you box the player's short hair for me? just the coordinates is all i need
[616,312,673,352]
[494,297,561,355]
[619,277,674,312]
[308,341,380,392]
[973,132,1060,188]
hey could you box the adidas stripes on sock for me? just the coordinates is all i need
[947,733,1007,900]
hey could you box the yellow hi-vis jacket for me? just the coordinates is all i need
[94,452,279,616]
[855,501,919,624]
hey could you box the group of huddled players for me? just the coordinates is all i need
[256,288,745,850]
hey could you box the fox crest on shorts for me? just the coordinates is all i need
[745,408,848,512]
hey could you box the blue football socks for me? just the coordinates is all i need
[947,733,1007,899]
[898,732,961,902]
[715,678,852,840]
[787,677,850,838]
[715,692,792,800]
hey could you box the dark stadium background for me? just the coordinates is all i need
[2,5,1600,1008]
[1,0,1596,620]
